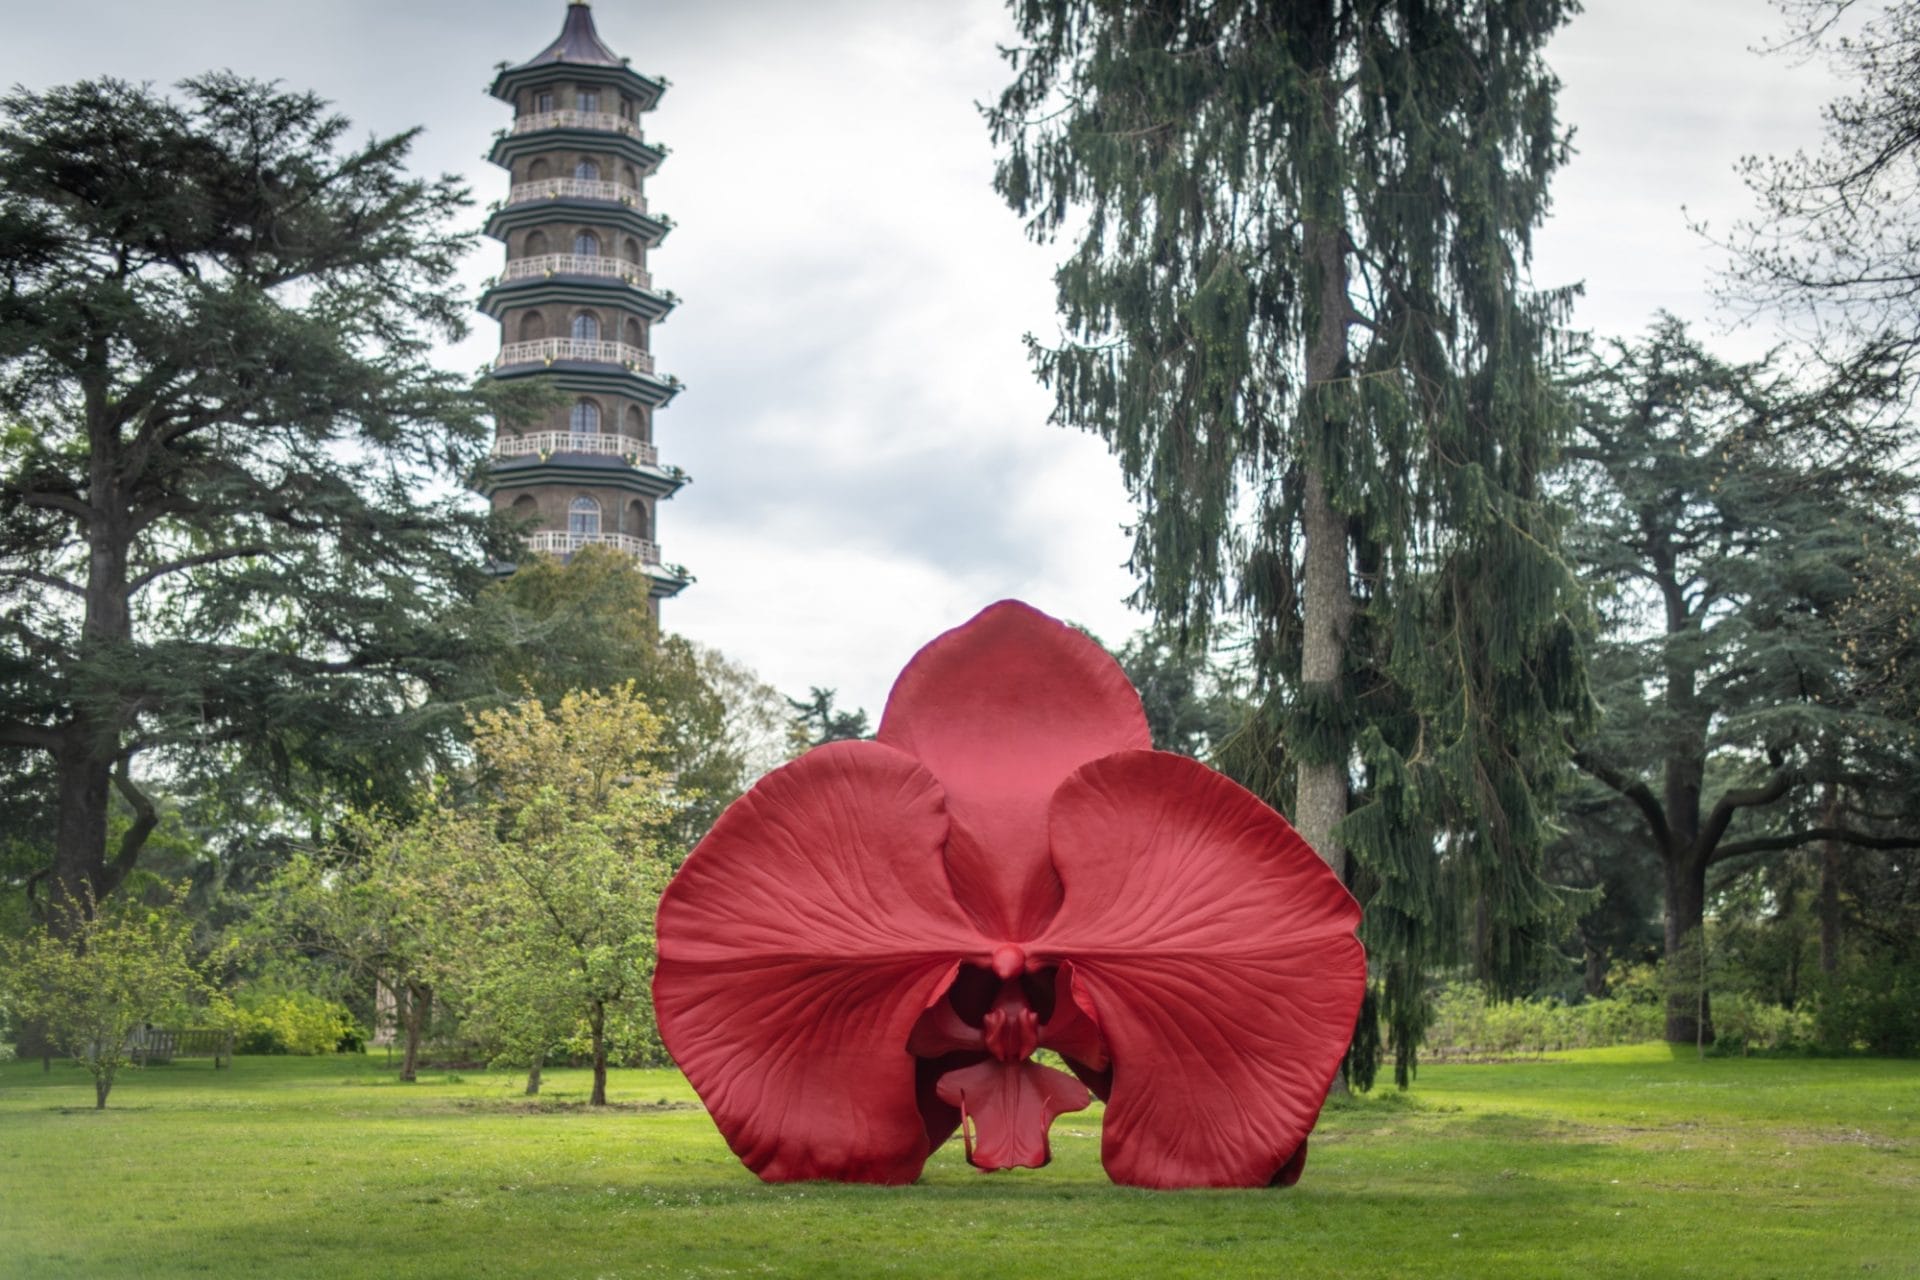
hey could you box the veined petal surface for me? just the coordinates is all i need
[876,600,1151,940]
[654,741,991,1183]
[1033,750,1365,1189]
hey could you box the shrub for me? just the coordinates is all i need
[1814,956,1920,1056]
[1711,994,1816,1055]
[231,990,362,1055]
[1425,981,1665,1056]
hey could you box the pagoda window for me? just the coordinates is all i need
[621,164,638,188]
[535,90,555,114]
[570,398,602,433]
[524,229,549,256]
[574,230,600,257]
[626,501,650,539]
[528,157,551,182]
[568,496,601,536]
[623,317,644,348]
[509,494,539,523]
[518,311,547,341]
[571,312,600,342]
[577,89,600,113]
[575,159,600,181]
[621,237,642,264]
[625,405,649,440]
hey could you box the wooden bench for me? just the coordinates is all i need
[133,1027,235,1069]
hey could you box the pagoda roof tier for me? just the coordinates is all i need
[489,361,683,410]
[483,552,695,602]
[490,4,666,112]
[482,453,689,502]
[480,274,676,325]
[488,124,666,176]
[485,197,671,248]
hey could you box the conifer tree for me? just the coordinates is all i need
[0,76,517,919]
[1565,317,1920,1044]
[990,1,1587,1081]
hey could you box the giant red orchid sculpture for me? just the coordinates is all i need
[654,602,1365,1189]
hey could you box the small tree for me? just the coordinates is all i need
[1,892,214,1107]
[453,932,581,1097]
[253,819,463,1082]
[462,687,676,1105]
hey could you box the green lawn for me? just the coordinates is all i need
[2,1045,1915,1278]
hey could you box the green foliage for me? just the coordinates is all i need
[1114,630,1251,760]
[229,989,361,1056]
[990,0,1592,1083]
[426,686,678,1101]
[472,547,787,852]
[1563,317,1920,1042]
[1815,954,1920,1056]
[0,890,218,1106]
[786,686,870,751]
[0,73,521,910]
[1426,981,1666,1057]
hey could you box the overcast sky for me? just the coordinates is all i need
[0,1,1845,717]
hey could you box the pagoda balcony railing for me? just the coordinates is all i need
[495,338,654,373]
[524,529,661,564]
[492,432,659,467]
[508,178,647,211]
[499,254,652,290]
[512,109,642,139]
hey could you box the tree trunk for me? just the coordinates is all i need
[589,1000,608,1106]
[94,1072,111,1110]
[49,736,114,930]
[1819,784,1843,975]
[399,982,429,1082]
[1581,930,1609,1000]
[52,399,139,919]
[1296,214,1354,882]
[524,1054,544,1097]
[1662,852,1713,1045]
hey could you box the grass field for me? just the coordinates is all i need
[2,1045,1915,1278]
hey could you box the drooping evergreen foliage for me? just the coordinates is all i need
[990,0,1589,1082]
[0,75,521,918]
[1563,317,1920,1043]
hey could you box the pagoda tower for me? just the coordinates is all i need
[480,1,691,602]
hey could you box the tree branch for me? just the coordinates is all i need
[0,567,87,598]
[127,544,274,594]
[1711,826,1920,864]
[1696,766,1799,858]
[0,721,60,750]
[1573,749,1674,853]
[104,755,159,895]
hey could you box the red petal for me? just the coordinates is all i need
[654,740,991,1183]
[876,601,1151,940]
[1038,963,1108,1071]
[935,1058,1092,1171]
[1031,750,1365,1189]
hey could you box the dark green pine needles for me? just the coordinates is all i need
[988,0,1590,1084]
[0,75,527,918]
